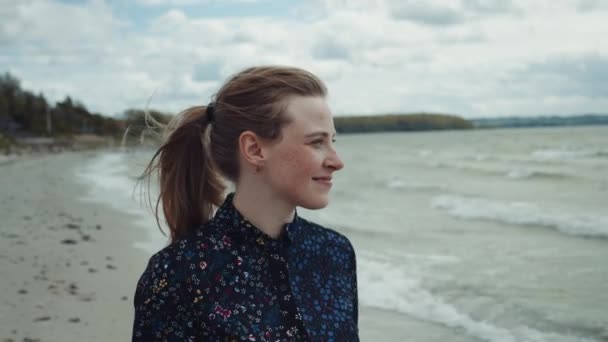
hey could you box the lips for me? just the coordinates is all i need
[312,176,332,181]
[313,176,333,188]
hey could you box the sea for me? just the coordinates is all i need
[75,125,608,342]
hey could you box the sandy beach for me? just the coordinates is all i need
[0,152,149,342]
[0,150,435,342]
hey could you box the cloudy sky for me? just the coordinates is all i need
[1,0,607,118]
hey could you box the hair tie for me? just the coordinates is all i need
[206,103,215,122]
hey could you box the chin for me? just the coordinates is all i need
[298,193,330,210]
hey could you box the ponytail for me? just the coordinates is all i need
[140,106,226,242]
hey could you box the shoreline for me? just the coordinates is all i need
[0,151,150,341]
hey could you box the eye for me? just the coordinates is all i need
[310,138,336,147]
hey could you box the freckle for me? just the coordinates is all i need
[283,152,299,164]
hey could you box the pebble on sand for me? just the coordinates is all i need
[33,316,51,322]
[67,283,78,295]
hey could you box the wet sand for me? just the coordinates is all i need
[0,152,148,342]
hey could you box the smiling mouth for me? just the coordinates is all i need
[312,177,332,186]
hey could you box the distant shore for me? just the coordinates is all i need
[0,152,149,341]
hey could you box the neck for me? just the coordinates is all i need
[232,186,296,240]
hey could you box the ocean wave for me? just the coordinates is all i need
[532,149,608,161]
[417,149,433,157]
[358,250,593,342]
[460,154,498,162]
[386,177,443,191]
[505,169,572,180]
[430,194,608,238]
[74,151,169,254]
[74,152,139,211]
[428,161,574,181]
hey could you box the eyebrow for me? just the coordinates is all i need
[305,131,337,138]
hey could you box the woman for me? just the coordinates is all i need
[132,66,359,341]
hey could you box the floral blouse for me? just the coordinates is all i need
[132,192,359,341]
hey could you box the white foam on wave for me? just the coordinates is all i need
[430,194,608,238]
[417,149,432,157]
[461,154,495,162]
[427,159,574,181]
[74,151,169,254]
[532,149,608,161]
[386,177,442,192]
[358,250,594,342]
[506,169,535,179]
[75,152,139,212]
[505,169,571,180]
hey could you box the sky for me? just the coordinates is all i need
[1,0,607,118]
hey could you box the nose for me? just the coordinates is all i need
[324,147,345,171]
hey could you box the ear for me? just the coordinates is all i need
[238,130,268,168]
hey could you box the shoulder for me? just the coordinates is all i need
[135,238,197,291]
[298,217,356,256]
[135,225,225,291]
[133,235,213,339]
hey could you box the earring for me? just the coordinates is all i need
[255,164,263,173]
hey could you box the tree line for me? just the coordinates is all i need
[334,113,472,133]
[0,72,121,137]
[0,71,473,146]
[0,72,172,146]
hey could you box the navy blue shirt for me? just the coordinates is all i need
[133,192,359,341]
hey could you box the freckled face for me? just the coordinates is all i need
[262,96,345,209]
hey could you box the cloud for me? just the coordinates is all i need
[379,0,521,26]
[136,0,259,6]
[1,0,123,52]
[137,0,199,5]
[576,0,608,11]
[312,35,352,60]
[2,0,608,117]
[522,54,608,98]
[461,0,520,15]
[192,61,224,82]
[388,2,464,26]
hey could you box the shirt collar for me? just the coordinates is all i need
[213,192,303,250]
